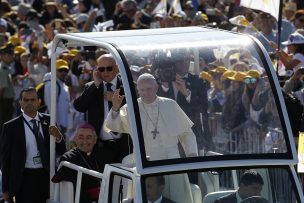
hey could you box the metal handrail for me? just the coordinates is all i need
[54,161,104,202]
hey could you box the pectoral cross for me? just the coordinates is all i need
[151,127,159,139]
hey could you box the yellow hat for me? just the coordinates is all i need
[229,15,250,27]
[200,71,212,82]
[61,49,79,60]
[68,49,79,57]
[9,35,21,46]
[200,13,209,21]
[245,69,261,78]
[14,46,27,55]
[226,71,247,81]
[221,70,236,81]
[4,11,17,18]
[209,66,227,74]
[31,41,48,49]
[56,59,69,70]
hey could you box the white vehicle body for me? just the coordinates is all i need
[48,27,304,203]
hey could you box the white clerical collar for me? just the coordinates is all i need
[148,195,162,203]
[103,76,118,87]
[23,112,40,123]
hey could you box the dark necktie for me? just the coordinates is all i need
[106,82,113,110]
[30,119,49,170]
[106,82,119,136]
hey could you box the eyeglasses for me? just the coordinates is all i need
[244,78,257,84]
[298,19,304,23]
[58,68,68,73]
[97,66,114,72]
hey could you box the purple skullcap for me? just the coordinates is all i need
[77,122,96,132]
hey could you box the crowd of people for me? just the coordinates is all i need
[1,0,304,202]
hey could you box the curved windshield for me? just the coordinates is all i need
[113,30,288,162]
[141,167,300,203]
[67,28,291,166]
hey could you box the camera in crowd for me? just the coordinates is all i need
[153,57,176,82]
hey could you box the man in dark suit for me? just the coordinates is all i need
[0,87,66,203]
[73,53,132,163]
[156,49,213,153]
[215,170,265,203]
[145,176,175,203]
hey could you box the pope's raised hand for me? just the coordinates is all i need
[112,89,124,112]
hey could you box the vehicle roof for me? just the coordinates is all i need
[51,27,298,175]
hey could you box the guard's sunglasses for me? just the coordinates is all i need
[97,66,114,72]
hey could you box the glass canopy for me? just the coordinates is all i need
[106,28,291,163]
[58,27,295,168]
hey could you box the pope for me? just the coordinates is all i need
[105,73,198,203]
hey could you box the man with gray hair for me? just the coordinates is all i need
[52,123,115,202]
[105,73,198,203]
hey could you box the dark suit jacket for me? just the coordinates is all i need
[161,197,176,203]
[214,192,237,203]
[73,75,125,135]
[0,113,66,196]
[158,74,208,125]
[157,73,212,149]
[128,196,176,203]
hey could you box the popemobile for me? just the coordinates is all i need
[48,26,304,203]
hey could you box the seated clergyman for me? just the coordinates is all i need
[52,123,115,203]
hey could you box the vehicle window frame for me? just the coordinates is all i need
[140,165,302,203]
[108,171,134,203]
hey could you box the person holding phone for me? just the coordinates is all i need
[283,67,304,97]
[73,53,132,163]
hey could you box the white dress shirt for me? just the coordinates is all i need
[101,76,121,140]
[23,112,44,168]
[148,195,163,203]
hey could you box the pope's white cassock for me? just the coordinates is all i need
[105,96,198,203]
